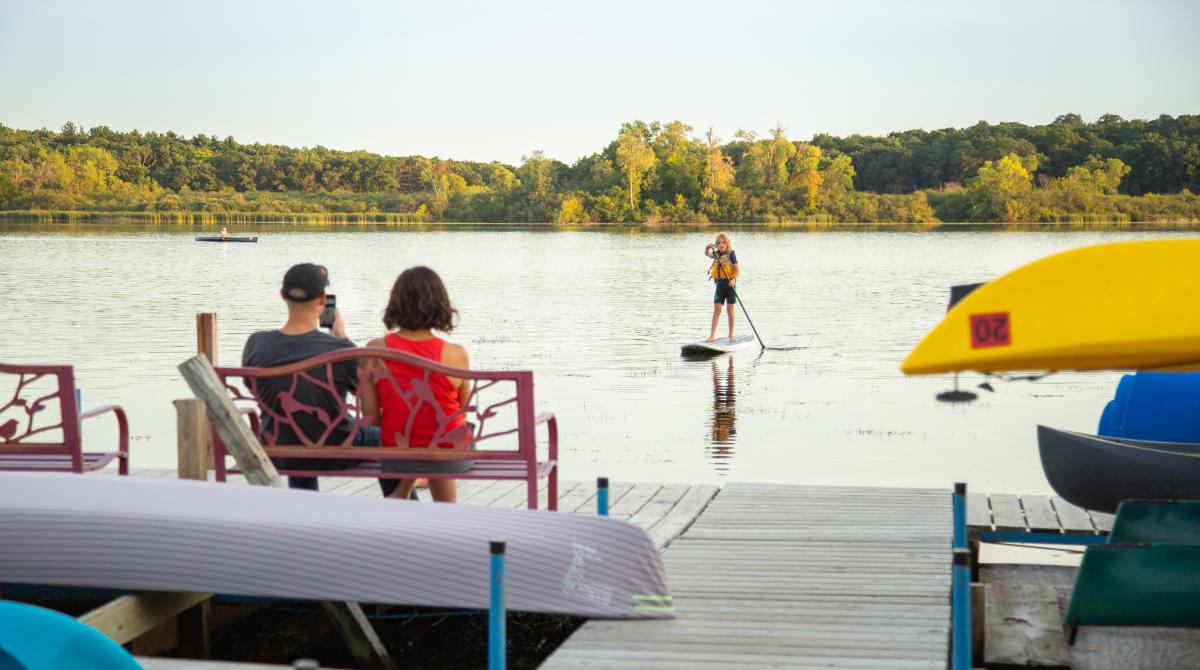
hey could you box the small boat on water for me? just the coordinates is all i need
[196,236,258,243]
[1037,425,1200,514]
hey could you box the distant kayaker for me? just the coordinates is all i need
[220,227,230,239]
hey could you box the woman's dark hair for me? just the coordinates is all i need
[383,266,458,332]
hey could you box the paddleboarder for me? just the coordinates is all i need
[704,233,740,343]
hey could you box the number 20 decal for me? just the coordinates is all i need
[969,312,1011,349]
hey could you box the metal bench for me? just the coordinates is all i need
[210,347,559,509]
[0,363,129,474]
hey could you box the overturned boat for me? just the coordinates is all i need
[0,473,672,619]
[1037,425,1200,514]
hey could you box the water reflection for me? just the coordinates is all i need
[707,357,737,471]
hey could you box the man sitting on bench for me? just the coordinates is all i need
[242,263,398,495]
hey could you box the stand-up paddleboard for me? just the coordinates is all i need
[903,239,1200,375]
[681,334,757,356]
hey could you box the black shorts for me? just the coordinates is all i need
[713,281,737,305]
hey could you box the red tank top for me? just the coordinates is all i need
[375,333,468,449]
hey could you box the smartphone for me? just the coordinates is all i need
[319,294,337,329]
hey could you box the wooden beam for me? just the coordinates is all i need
[175,398,209,481]
[80,592,212,645]
[174,398,214,657]
[178,354,280,488]
[196,313,218,364]
[177,354,395,670]
[984,582,1070,668]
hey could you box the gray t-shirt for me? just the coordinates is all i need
[241,329,359,446]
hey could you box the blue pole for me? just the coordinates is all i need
[489,540,506,670]
[75,389,82,431]
[597,477,609,517]
[953,482,966,550]
[952,548,971,670]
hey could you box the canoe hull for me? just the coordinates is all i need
[1037,425,1200,514]
[903,239,1200,374]
[195,236,258,243]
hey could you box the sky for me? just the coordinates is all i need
[2,0,1198,166]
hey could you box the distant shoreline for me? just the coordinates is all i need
[1,211,1199,232]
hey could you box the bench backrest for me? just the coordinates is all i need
[0,363,83,471]
[212,347,537,471]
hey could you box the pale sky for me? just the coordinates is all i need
[2,0,1197,165]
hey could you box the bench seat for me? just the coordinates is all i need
[0,452,120,473]
[229,458,558,480]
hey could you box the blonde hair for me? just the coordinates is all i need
[715,233,733,251]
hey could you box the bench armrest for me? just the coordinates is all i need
[79,404,130,455]
[535,412,558,462]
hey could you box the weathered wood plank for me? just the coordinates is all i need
[647,485,718,550]
[984,582,1070,668]
[988,493,1026,531]
[1090,510,1115,533]
[1020,494,1061,533]
[80,592,212,645]
[966,492,991,528]
[1051,496,1098,533]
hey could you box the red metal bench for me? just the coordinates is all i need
[211,347,560,509]
[0,363,130,474]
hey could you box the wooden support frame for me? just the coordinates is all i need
[178,354,396,670]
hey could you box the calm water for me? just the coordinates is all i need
[1,224,1191,492]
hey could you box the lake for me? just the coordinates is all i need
[1,224,1190,493]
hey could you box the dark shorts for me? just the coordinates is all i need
[381,444,475,474]
[713,281,737,305]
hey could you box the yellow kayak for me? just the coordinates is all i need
[902,239,1200,374]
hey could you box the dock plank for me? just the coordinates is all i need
[966,493,991,528]
[989,493,1026,531]
[1051,496,1097,533]
[984,582,1070,668]
[1020,495,1061,533]
[544,482,950,669]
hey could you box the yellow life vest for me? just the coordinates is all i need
[709,251,737,280]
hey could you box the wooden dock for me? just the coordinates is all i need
[544,482,952,669]
[967,492,1113,535]
[112,471,953,667]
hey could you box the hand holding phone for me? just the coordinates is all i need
[320,294,337,329]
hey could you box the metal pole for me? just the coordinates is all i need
[489,540,506,670]
[952,548,971,670]
[597,477,609,516]
[953,482,966,550]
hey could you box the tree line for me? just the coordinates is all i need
[1,114,1198,224]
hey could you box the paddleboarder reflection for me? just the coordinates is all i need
[707,357,737,470]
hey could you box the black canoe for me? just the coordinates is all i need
[1037,425,1200,514]
[195,236,258,243]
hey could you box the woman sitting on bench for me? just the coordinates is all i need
[360,266,474,503]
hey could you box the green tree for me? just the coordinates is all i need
[968,153,1038,221]
[701,129,735,214]
[615,127,656,213]
[789,143,823,210]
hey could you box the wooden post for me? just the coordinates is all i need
[196,312,218,469]
[196,313,218,364]
[177,354,396,670]
[175,399,209,481]
[174,398,212,657]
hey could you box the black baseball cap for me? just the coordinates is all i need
[281,263,329,302]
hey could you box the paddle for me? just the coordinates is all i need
[712,248,766,352]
